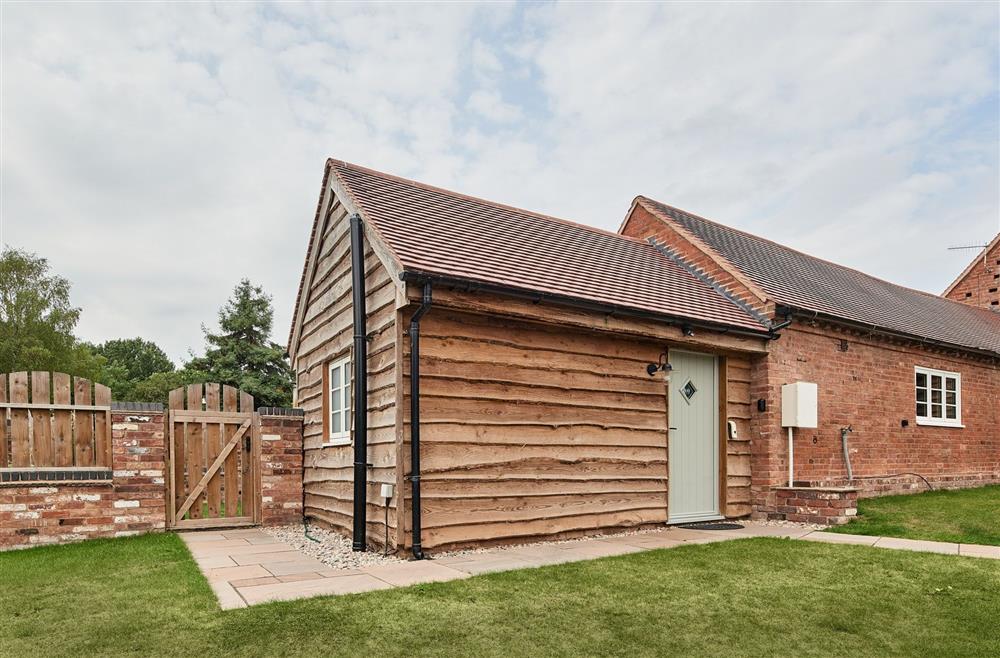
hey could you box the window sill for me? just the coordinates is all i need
[915,419,964,429]
[321,438,352,448]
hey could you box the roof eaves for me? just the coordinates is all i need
[398,269,774,340]
[775,303,1000,361]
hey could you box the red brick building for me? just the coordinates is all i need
[943,233,1000,311]
[621,198,1000,519]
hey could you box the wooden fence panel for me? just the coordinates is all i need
[94,384,112,467]
[0,375,7,466]
[53,373,73,466]
[10,372,30,467]
[74,377,94,466]
[0,372,111,469]
[31,371,52,465]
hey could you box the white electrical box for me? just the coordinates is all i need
[781,382,818,428]
[380,483,394,500]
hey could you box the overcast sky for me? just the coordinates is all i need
[2,2,998,363]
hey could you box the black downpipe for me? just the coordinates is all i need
[350,214,369,552]
[409,283,433,560]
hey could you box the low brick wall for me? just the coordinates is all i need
[259,411,304,526]
[1,406,305,550]
[0,411,166,549]
[772,486,859,525]
[808,472,1000,499]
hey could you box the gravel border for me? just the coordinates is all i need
[265,519,823,566]
[263,523,403,570]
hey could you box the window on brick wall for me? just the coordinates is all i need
[914,366,962,428]
[325,357,352,445]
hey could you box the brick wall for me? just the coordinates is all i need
[259,412,304,526]
[0,411,166,549]
[2,407,306,550]
[750,321,1000,516]
[944,238,1000,311]
[622,203,772,315]
[774,487,858,525]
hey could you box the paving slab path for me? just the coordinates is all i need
[181,525,999,609]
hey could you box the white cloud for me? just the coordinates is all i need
[1,1,996,363]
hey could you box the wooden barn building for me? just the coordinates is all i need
[288,159,1000,555]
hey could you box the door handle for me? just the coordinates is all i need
[669,427,678,431]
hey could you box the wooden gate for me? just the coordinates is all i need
[166,383,260,530]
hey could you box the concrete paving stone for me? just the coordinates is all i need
[205,564,272,582]
[221,529,271,539]
[449,555,536,575]
[181,532,229,543]
[804,532,880,546]
[617,535,685,550]
[190,542,295,559]
[959,544,1000,559]
[231,550,310,566]
[362,561,469,587]
[318,568,365,577]
[230,576,280,587]
[186,539,253,553]
[209,580,247,610]
[261,559,330,576]
[195,555,238,569]
[238,574,392,605]
[874,537,959,555]
[244,534,283,545]
[556,540,644,559]
[277,573,325,583]
[658,528,721,542]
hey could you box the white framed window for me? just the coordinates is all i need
[914,366,962,428]
[326,357,352,445]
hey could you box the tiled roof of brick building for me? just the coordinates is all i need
[636,197,1000,356]
[322,160,771,335]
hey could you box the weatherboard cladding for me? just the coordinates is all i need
[328,160,769,334]
[637,197,1000,357]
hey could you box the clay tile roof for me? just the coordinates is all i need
[329,160,771,334]
[637,196,1000,356]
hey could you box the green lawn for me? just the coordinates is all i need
[827,485,1000,546]
[1,533,998,657]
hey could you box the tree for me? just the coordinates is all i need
[0,248,104,377]
[91,338,175,401]
[186,279,293,408]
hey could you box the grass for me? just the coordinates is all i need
[1,533,998,657]
[827,485,1000,546]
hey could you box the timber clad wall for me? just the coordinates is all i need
[750,321,1000,515]
[295,198,400,547]
[405,308,669,549]
[723,354,754,517]
[395,302,761,551]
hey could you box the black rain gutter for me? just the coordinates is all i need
[350,213,369,552]
[408,282,433,560]
[774,304,1000,362]
[398,270,775,341]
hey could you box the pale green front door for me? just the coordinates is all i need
[668,351,720,523]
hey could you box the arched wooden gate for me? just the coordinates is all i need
[166,383,260,530]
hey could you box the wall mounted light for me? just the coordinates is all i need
[681,324,695,337]
[646,352,673,377]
